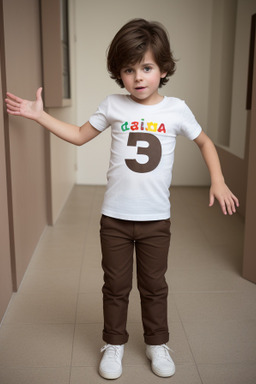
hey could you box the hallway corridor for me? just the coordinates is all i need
[0,186,255,384]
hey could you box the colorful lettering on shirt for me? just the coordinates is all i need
[121,121,129,131]
[120,120,166,133]
[158,123,166,133]
[146,122,158,132]
[131,121,139,131]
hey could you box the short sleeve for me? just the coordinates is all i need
[179,101,202,140]
[89,97,110,132]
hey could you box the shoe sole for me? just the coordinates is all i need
[151,366,176,378]
[99,368,122,380]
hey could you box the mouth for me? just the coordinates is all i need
[135,86,146,91]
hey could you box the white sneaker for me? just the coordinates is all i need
[146,344,175,377]
[99,344,124,379]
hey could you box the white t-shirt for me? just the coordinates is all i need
[89,94,202,221]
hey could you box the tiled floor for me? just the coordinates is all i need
[0,185,256,384]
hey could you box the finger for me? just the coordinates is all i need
[221,201,227,215]
[226,200,234,215]
[209,193,215,207]
[232,195,240,208]
[216,195,228,215]
[6,92,23,103]
[5,98,20,108]
[226,195,239,215]
[228,194,239,214]
[6,103,22,115]
[36,87,43,101]
[231,198,237,214]
[6,104,19,114]
[6,108,21,116]
[5,98,22,112]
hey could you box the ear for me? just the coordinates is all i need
[160,72,167,79]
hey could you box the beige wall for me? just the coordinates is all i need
[3,0,48,289]
[45,0,77,224]
[75,0,212,186]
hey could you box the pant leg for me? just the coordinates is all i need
[100,215,134,345]
[134,219,171,345]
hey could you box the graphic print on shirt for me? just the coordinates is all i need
[120,119,166,174]
[121,119,166,133]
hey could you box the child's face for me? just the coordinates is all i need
[119,50,167,105]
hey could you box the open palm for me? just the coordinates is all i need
[5,87,43,121]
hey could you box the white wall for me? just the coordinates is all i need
[75,0,212,185]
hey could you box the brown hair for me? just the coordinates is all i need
[107,18,176,88]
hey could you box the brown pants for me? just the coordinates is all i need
[100,215,171,345]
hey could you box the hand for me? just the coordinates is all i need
[209,181,239,215]
[5,87,43,121]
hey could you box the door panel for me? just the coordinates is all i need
[0,4,13,318]
[243,16,256,284]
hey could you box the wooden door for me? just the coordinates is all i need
[243,14,256,284]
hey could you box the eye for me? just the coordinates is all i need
[144,66,152,73]
[123,68,133,74]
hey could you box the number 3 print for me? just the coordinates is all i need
[125,132,162,173]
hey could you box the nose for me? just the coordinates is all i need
[134,70,143,82]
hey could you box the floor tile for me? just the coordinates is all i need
[169,243,242,273]
[170,227,209,249]
[0,324,74,367]
[198,361,256,384]
[168,268,253,292]
[183,319,256,364]
[167,321,195,364]
[19,268,80,295]
[0,367,70,384]
[82,242,102,268]
[79,267,104,293]
[29,246,84,270]
[71,323,104,367]
[3,292,77,324]
[174,291,256,322]
[36,227,85,253]
[76,293,103,323]
[201,216,244,247]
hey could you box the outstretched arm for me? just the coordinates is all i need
[5,87,100,146]
[194,131,239,215]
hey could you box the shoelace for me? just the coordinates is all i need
[152,344,174,359]
[101,344,122,359]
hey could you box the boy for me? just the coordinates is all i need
[5,18,239,380]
